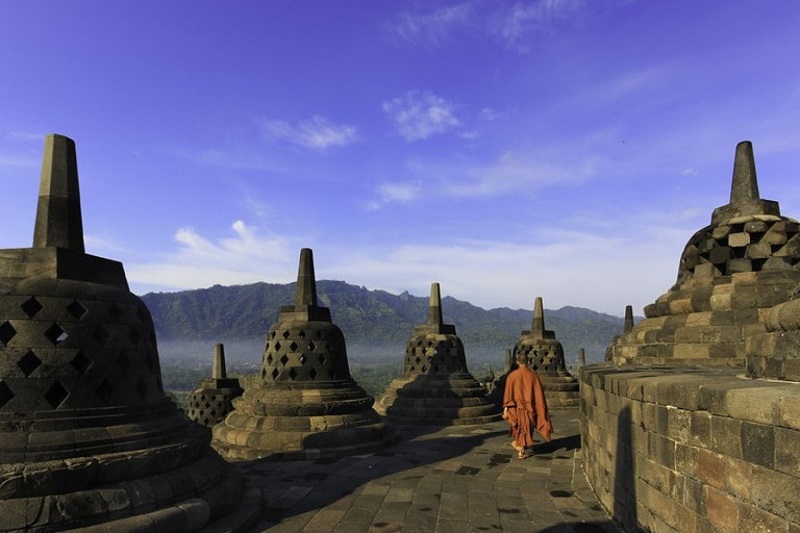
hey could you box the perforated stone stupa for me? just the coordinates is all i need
[0,134,257,532]
[512,296,579,406]
[212,248,390,460]
[374,283,500,425]
[187,343,244,428]
[608,141,800,365]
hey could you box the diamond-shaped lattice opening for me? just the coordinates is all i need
[266,354,273,365]
[44,323,68,346]
[96,379,114,404]
[432,365,440,374]
[44,381,69,409]
[17,350,42,377]
[308,341,316,351]
[315,330,324,340]
[136,379,147,400]
[279,354,289,366]
[288,368,298,380]
[421,365,428,373]
[282,330,290,339]
[271,368,279,379]
[427,341,434,347]
[274,342,281,351]
[70,351,93,374]
[299,355,307,365]
[0,322,17,346]
[0,381,13,409]
[261,368,267,378]
[325,342,333,352]
[289,341,298,352]
[20,297,43,318]
[93,326,109,346]
[309,368,317,380]
[299,330,306,339]
[109,303,122,320]
[128,327,140,346]
[116,351,130,371]
[421,347,428,356]
[66,300,87,320]
[318,354,326,366]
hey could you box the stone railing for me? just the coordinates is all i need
[580,365,800,532]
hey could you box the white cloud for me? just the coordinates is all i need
[367,182,422,210]
[127,220,297,291]
[383,90,461,141]
[489,0,583,51]
[259,115,358,151]
[6,131,43,142]
[393,2,474,45]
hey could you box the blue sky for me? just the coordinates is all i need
[1,1,799,316]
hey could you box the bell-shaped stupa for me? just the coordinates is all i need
[511,296,579,406]
[212,248,390,460]
[187,343,244,428]
[608,141,800,365]
[0,135,258,532]
[375,283,500,424]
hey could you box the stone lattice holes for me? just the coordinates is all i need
[0,134,259,532]
[374,282,501,425]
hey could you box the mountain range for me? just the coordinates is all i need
[141,280,627,365]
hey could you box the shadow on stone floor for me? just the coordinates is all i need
[238,424,510,522]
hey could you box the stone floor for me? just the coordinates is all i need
[234,408,619,532]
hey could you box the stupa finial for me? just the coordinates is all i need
[33,134,84,252]
[212,343,227,379]
[532,296,545,335]
[730,140,759,204]
[428,282,443,325]
[295,248,318,307]
[624,305,634,333]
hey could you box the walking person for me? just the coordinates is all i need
[502,352,553,458]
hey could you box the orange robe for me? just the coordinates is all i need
[502,366,553,447]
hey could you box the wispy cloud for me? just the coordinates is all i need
[391,0,583,51]
[127,220,297,291]
[488,0,583,51]
[393,2,473,45]
[6,131,43,142]
[383,90,460,141]
[367,182,422,210]
[370,147,599,209]
[259,115,358,151]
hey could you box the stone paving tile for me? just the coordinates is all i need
[237,408,619,532]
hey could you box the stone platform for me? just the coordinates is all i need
[234,408,617,532]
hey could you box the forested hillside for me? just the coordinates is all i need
[142,280,626,364]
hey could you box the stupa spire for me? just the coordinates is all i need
[428,282,443,325]
[532,296,545,335]
[212,342,227,379]
[33,134,84,252]
[730,141,759,204]
[624,305,634,333]
[295,247,318,307]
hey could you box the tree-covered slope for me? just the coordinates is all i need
[141,281,626,362]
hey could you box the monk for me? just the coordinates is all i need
[502,352,553,458]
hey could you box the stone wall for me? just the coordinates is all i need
[580,365,800,532]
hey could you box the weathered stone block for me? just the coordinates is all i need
[775,427,800,478]
[710,415,743,459]
[741,421,774,469]
[690,410,713,449]
[728,232,751,247]
[705,485,740,532]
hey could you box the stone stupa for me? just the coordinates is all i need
[0,134,258,532]
[212,248,391,460]
[374,283,501,425]
[187,343,244,428]
[607,141,800,366]
[511,296,579,406]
